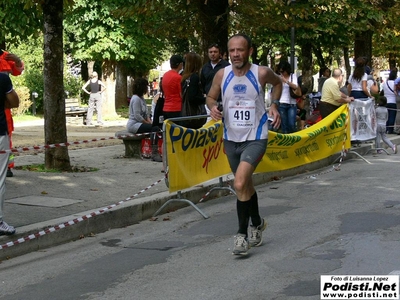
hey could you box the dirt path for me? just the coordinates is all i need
[12,121,128,152]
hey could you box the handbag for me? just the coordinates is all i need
[152,92,165,128]
[181,77,207,129]
[385,81,400,101]
[289,74,301,99]
[141,137,152,159]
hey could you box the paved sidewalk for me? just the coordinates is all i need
[0,119,399,260]
[1,120,170,255]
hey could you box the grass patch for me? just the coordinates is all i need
[13,114,44,123]
[116,107,129,119]
[13,110,130,122]
[13,104,132,123]
[15,164,99,173]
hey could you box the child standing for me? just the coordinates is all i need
[376,96,397,154]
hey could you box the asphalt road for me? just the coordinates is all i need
[0,151,399,300]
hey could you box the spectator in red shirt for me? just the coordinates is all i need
[162,55,184,120]
[151,79,158,97]
[0,72,20,235]
[0,50,24,178]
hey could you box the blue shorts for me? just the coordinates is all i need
[223,139,267,174]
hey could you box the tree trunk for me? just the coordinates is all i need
[127,76,133,99]
[388,53,397,70]
[87,61,95,75]
[101,59,118,118]
[199,0,229,62]
[300,41,313,93]
[343,47,351,81]
[259,46,271,67]
[251,44,259,65]
[42,0,71,171]
[115,61,128,109]
[313,45,325,69]
[354,30,373,64]
[269,52,277,72]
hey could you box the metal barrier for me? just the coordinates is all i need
[348,98,377,163]
[153,114,236,219]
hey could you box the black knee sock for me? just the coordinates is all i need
[237,199,250,236]
[249,192,261,227]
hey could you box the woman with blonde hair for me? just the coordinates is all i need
[180,52,206,128]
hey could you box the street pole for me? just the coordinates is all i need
[290,26,295,69]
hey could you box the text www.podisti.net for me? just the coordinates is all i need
[320,275,399,299]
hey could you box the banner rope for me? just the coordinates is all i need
[0,132,153,155]
[379,107,400,130]
[0,131,165,250]
[0,177,165,250]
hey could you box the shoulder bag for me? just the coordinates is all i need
[385,80,400,101]
[181,76,207,129]
[152,92,165,128]
[289,74,301,99]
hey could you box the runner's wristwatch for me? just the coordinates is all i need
[271,100,280,106]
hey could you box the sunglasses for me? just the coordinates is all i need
[208,43,220,49]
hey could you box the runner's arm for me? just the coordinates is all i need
[206,69,223,121]
[260,67,282,129]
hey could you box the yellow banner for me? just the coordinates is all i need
[165,105,350,192]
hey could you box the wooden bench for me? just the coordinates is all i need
[65,98,88,124]
[115,130,148,158]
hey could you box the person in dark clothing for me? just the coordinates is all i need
[318,66,331,93]
[181,52,206,129]
[200,43,230,103]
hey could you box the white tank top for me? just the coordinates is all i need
[221,64,268,142]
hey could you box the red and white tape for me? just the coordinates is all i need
[0,132,152,155]
[0,131,160,250]
[0,178,164,250]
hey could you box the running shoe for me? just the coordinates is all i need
[232,234,249,255]
[249,217,268,247]
[0,221,16,236]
